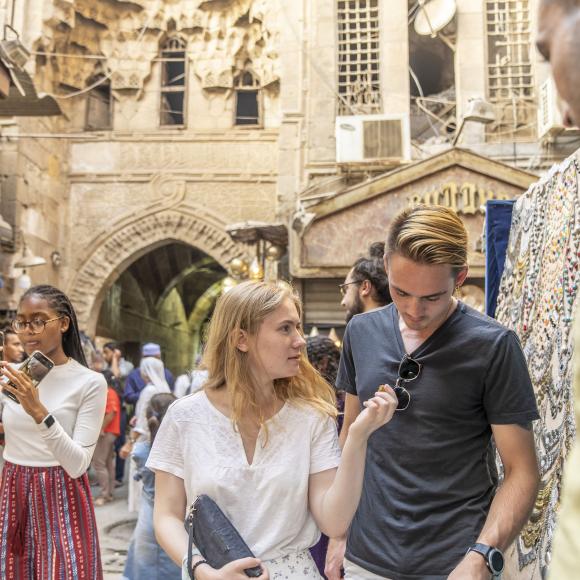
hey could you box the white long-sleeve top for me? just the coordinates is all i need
[0,358,107,478]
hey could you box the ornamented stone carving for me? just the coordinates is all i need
[68,207,247,331]
[37,0,280,94]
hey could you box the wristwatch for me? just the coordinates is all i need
[467,543,504,577]
[43,414,56,428]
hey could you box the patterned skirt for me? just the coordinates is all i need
[0,461,103,579]
[181,550,322,579]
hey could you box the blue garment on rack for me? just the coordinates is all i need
[485,200,515,318]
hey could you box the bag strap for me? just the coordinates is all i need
[187,508,195,580]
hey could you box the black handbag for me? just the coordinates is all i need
[184,494,263,578]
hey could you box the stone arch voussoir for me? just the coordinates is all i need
[68,208,246,334]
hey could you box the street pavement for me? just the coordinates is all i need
[92,479,136,579]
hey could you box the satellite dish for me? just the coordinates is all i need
[414,0,457,37]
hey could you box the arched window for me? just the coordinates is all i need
[85,75,112,130]
[234,68,260,126]
[160,37,187,127]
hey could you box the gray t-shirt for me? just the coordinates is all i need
[337,302,539,579]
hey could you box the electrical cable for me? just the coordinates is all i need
[409,66,441,138]
[413,95,456,105]
[485,121,537,138]
[415,99,456,130]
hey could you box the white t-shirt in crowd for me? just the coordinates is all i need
[173,370,208,398]
[173,374,189,398]
[147,390,341,561]
[0,358,107,478]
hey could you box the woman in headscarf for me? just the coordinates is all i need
[120,356,171,512]
[122,357,170,453]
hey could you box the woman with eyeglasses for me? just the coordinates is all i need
[0,285,107,579]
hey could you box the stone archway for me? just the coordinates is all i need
[68,206,246,334]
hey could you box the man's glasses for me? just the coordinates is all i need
[339,280,362,297]
[12,316,65,334]
[393,354,422,411]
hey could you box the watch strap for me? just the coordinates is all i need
[468,543,504,576]
[468,542,490,558]
[42,414,56,429]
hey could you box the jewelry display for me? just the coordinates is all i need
[495,155,580,577]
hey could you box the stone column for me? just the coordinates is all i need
[455,0,488,145]
[380,0,410,117]
[276,0,306,220]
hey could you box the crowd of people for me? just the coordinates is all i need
[0,2,578,578]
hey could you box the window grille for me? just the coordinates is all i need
[234,69,260,126]
[160,37,187,127]
[485,0,535,139]
[337,0,381,115]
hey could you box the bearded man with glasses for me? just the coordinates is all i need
[326,205,539,580]
[339,242,391,324]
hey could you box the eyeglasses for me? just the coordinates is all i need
[12,316,66,334]
[339,280,362,297]
[393,354,422,411]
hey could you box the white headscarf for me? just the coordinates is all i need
[140,357,170,393]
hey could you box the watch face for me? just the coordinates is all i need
[490,550,504,572]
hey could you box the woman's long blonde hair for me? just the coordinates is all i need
[202,280,337,430]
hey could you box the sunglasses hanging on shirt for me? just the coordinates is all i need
[379,354,422,411]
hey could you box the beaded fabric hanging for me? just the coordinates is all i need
[495,154,580,579]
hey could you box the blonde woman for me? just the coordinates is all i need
[148,281,398,580]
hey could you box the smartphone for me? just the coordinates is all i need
[2,350,55,404]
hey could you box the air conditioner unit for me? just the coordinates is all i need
[336,114,411,165]
[538,77,580,140]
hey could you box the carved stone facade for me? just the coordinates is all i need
[35,0,279,94]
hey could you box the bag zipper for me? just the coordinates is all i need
[186,496,200,526]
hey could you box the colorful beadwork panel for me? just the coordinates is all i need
[495,154,580,578]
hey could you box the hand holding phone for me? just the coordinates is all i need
[1,351,55,404]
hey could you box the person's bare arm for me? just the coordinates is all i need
[309,390,396,537]
[109,350,121,379]
[448,423,539,579]
[153,470,189,566]
[101,411,115,432]
[326,392,361,580]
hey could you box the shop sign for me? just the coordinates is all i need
[410,182,511,215]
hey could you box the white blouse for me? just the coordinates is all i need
[0,358,107,478]
[147,391,341,561]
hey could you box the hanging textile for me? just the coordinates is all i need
[485,200,515,318]
[495,153,580,579]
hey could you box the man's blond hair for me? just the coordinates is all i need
[386,205,468,273]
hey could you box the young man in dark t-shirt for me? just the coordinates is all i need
[326,205,540,580]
